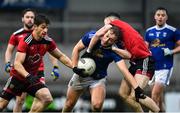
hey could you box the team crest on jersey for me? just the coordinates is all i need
[151,38,160,47]
[163,32,167,37]
[93,49,103,58]
[28,54,41,64]
[30,46,34,50]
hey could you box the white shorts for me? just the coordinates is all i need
[68,74,107,90]
[148,68,173,86]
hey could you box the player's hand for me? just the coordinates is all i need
[51,66,61,81]
[26,74,39,85]
[95,24,112,37]
[5,62,11,73]
[81,51,94,59]
[134,86,146,102]
[73,67,87,77]
[162,48,173,56]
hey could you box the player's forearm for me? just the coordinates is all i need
[172,45,180,54]
[14,61,29,78]
[48,53,59,67]
[5,44,15,63]
[117,60,138,89]
[5,51,13,63]
[112,48,131,59]
[71,48,80,67]
[87,35,99,53]
[58,54,73,69]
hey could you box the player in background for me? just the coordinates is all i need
[62,25,147,112]
[145,7,180,112]
[84,13,160,112]
[0,14,73,112]
[4,8,61,112]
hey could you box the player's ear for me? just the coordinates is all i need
[22,17,24,23]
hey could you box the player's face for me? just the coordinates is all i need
[34,23,48,39]
[154,10,168,27]
[22,11,35,29]
[101,29,117,47]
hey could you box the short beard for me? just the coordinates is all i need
[25,24,33,30]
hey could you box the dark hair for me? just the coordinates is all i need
[155,7,168,15]
[22,8,36,17]
[110,25,122,41]
[105,12,120,19]
[34,14,50,26]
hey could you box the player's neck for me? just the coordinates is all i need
[156,23,166,28]
[32,31,42,41]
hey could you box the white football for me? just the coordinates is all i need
[78,58,96,76]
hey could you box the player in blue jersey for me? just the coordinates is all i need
[145,7,180,112]
[62,25,148,112]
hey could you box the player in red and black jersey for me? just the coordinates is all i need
[0,14,73,112]
[4,8,61,112]
[84,13,159,112]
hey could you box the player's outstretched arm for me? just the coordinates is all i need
[49,48,73,69]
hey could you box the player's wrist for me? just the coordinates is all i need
[6,61,11,65]
[26,73,31,78]
[86,48,91,53]
[53,66,59,69]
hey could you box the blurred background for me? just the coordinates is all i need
[0,0,180,112]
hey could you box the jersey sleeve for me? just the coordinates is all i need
[111,52,122,63]
[47,39,57,52]
[8,34,18,46]
[144,30,150,43]
[17,38,28,53]
[81,30,96,47]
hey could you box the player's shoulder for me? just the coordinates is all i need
[44,35,53,41]
[85,30,96,38]
[40,35,55,45]
[146,26,156,32]
[165,24,176,32]
[23,34,33,44]
[13,28,25,35]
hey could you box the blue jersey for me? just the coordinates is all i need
[145,24,180,70]
[81,30,122,78]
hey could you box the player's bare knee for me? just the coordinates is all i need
[44,96,53,104]
[92,101,103,111]
[152,93,160,102]
[119,91,128,100]
[64,99,76,109]
[16,98,25,105]
[0,102,7,111]
[0,98,9,111]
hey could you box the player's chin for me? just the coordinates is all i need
[101,41,106,46]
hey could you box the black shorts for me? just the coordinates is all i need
[0,76,47,101]
[129,56,155,79]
